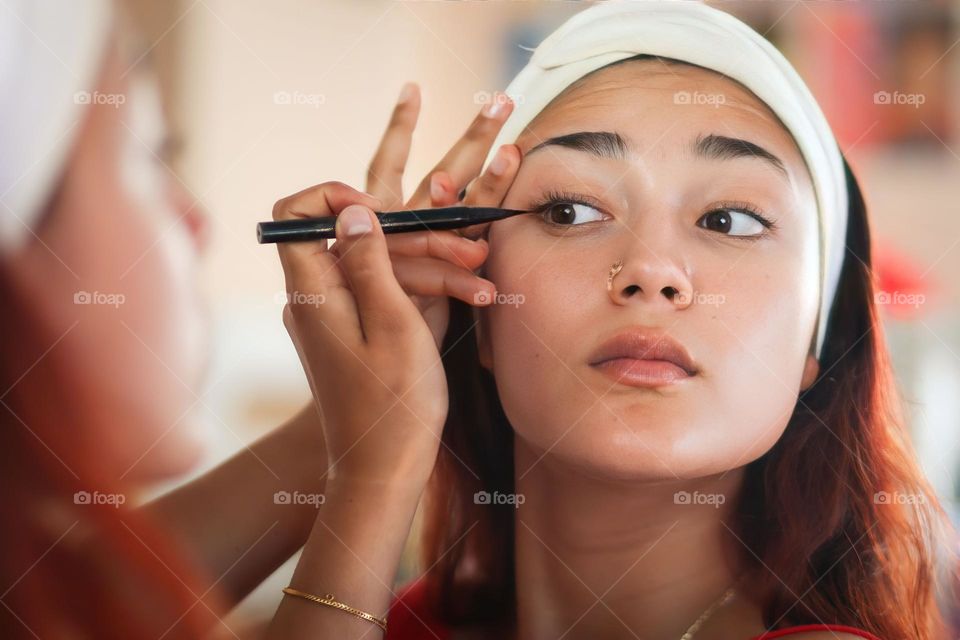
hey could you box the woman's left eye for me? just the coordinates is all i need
[696,208,769,237]
[536,201,606,226]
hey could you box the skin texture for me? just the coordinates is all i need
[469,59,829,638]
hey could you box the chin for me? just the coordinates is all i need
[515,427,687,484]
[515,410,765,485]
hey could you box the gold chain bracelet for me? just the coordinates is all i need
[281,586,388,632]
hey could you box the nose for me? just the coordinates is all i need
[606,246,694,310]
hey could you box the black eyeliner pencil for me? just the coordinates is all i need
[256,206,532,244]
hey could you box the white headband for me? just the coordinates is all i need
[482,0,848,361]
[0,0,112,254]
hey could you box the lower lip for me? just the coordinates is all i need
[591,358,694,388]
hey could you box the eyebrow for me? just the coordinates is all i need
[525,130,787,176]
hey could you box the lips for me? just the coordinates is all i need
[589,328,699,387]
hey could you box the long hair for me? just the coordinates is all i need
[419,150,957,636]
[0,262,227,639]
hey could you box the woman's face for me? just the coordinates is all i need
[11,41,210,484]
[479,60,822,481]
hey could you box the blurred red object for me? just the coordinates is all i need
[872,239,936,319]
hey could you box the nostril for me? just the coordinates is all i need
[663,286,678,299]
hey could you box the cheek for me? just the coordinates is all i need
[483,231,694,479]
[671,241,819,470]
[696,230,819,395]
[482,229,601,440]
[17,111,208,482]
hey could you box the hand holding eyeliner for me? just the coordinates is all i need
[256,206,531,244]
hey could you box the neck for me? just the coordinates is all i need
[512,435,757,639]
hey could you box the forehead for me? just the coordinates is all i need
[517,60,810,187]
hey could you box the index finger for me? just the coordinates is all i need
[458,143,522,242]
[271,181,382,276]
[366,82,420,209]
[405,92,515,209]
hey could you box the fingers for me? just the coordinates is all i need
[366,82,421,210]
[406,92,515,209]
[271,180,381,281]
[382,168,482,269]
[273,182,384,349]
[458,143,522,241]
[385,225,486,264]
[333,204,421,342]
[391,255,496,307]
[429,170,460,209]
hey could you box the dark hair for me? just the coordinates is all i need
[420,113,956,638]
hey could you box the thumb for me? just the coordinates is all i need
[334,204,418,341]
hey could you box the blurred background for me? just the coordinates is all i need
[119,0,960,633]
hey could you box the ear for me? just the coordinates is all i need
[800,351,820,392]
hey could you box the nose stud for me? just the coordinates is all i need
[607,258,624,292]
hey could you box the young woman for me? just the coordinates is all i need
[265,3,958,640]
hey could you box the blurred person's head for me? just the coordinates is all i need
[2,8,210,486]
[0,3,223,637]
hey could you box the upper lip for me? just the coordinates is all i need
[589,327,699,376]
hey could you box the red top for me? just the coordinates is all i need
[384,578,883,640]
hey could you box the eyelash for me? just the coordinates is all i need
[529,188,779,238]
[530,188,608,220]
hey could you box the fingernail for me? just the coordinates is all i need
[338,205,373,237]
[398,82,415,105]
[482,92,506,118]
[489,145,510,177]
[430,174,445,201]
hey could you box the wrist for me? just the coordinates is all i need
[323,469,430,503]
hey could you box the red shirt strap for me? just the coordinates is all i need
[751,623,882,639]
[384,577,451,640]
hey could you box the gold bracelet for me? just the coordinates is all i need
[281,586,388,632]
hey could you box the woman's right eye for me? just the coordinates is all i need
[538,201,606,226]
